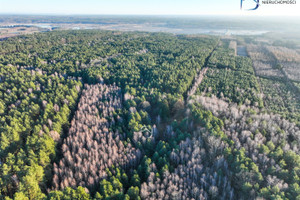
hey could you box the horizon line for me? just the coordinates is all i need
[0,13,300,17]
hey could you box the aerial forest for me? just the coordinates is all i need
[0,30,299,200]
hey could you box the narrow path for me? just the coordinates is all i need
[89,49,148,67]
[185,41,219,103]
[89,53,122,66]
[186,67,208,101]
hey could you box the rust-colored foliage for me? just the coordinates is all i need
[53,84,141,191]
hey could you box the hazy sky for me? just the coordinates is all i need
[0,0,299,16]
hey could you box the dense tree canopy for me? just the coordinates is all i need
[0,30,299,200]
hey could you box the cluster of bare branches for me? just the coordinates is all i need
[280,62,300,81]
[192,95,299,152]
[140,130,234,200]
[52,84,142,191]
[248,45,300,82]
[265,46,300,63]
[265,46,300,81]
[247,45,284,79]
[190,95,300,196]
[247,45,275,62]
[187,67,208,99]
[252,61,284,78]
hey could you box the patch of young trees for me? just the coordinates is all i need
[247,44,284,79]
[198,48,263,107]
[259,78,300,125]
